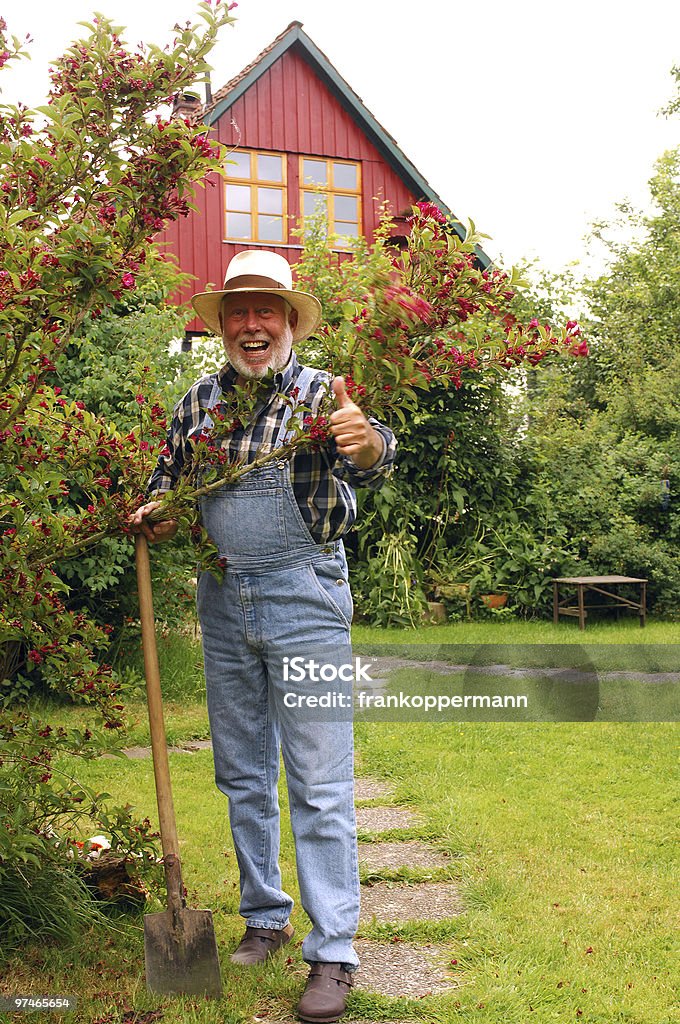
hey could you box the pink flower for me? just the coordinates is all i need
[302,414,330,442]
[97,204,116,225]
[121,272,135,289]
[414,201,446,224]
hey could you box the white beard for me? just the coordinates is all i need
[225,328,293,380]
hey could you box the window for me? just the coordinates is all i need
[225,150,287,243]
[300,158,361,247]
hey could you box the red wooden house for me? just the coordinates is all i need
[157,21,489,338]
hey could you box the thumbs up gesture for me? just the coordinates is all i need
[329,376,384,470]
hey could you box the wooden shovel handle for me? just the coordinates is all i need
[134,533,184,910]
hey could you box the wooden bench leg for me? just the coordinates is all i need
[578,584,586,630]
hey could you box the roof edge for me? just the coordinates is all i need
[205,22,304,127]
[204,23,490,267]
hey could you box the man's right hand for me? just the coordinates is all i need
[129,501,179,544]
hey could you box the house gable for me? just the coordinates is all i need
[206,21,487,257]
[158,22,489,335]
[212,45,420,242]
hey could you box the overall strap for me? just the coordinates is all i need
[275,366,329,447]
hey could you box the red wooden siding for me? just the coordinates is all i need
[157,45,418,334]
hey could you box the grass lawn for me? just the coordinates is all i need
[2,620,678,1023]
[352,617,679,645]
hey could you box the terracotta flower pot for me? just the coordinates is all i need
[480,593,508,609]
[424,601,448,623]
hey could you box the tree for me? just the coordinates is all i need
[0,3,237,946]
[586,148,680,388]
[0,4,585,942]
[520,140,680,615]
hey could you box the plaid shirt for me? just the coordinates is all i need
[147,353,397,543]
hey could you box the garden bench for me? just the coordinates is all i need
[551,575,648,630]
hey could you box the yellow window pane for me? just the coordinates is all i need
[334,194,358,221]
[258,187,283,214]
[303,159,327,185]
[333,222,359,241]
[258,215,284,242]
[304,191,327,217]
[257,153,283,182]
[226,184,251,212]
[333,162,357,191]
[227,151,251,177]
[227,212,252,239]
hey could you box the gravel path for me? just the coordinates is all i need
[360,881,464,923]
[356,805,422,832]
[353,939,462,998]
[359,840,453,872]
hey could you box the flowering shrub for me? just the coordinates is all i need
[0,4,236,939]
[296,203,587,421]
[0,1,589,936]
[142,205,587,537]
[289,209,590,623]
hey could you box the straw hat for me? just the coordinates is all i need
[191,250,322,341]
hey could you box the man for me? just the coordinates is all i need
[132,250,396,1023]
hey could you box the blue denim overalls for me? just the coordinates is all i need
[197,366,360,970]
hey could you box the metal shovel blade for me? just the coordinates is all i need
[144,905,222,997]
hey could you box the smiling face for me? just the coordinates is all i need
[220,292,298,381]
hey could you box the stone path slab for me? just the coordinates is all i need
[360,881,464,922]
[354,777,395,801]
[354,938,460,998]
[359,840,452,872]
[355,805,421,831]
[117,745,152,759]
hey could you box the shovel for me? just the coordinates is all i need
[135,533,222,998]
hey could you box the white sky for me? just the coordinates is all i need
[2,0,679,276]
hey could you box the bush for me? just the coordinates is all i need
[0,705,162,952]
[50,289,208,638]
[293,218,584,625]
[0,2,234,945]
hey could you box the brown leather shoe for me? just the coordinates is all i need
[296,962,353,1022]
[230,923,294,965]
